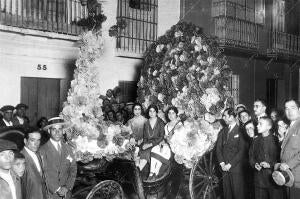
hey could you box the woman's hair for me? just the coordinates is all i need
[14,151,25,160]
[146,104,158,118]
[277,116,290,126]
[165,106,179,122]
[132,102,144,115]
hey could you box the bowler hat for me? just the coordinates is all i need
[15,103,28,110]
[1,105,15,113]
[272,166,294,187]
[43,117,68,130]
[0,139,18,152]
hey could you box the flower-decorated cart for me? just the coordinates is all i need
[137,21,233,198]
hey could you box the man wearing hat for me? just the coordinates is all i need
[0,105,15,128]
[12,103,29,127]
[276,99,300,199]
[0,139,22,199]
[39,117,77,199]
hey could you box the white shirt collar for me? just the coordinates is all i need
[16,116,24,125]
[3,119,13,126]
[0,170,17,199]
[50,138,61,151]
[24,147,41,172]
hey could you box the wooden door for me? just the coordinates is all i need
[21,77,69,126]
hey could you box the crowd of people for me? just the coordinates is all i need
[216,98,300,199]
[1,95,300,199]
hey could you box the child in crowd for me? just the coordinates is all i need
[249,116,283,199]
[12,152,25,177]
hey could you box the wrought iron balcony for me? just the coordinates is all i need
[267,31,300,58]
[213,16,260,50]
[0,0,88,35]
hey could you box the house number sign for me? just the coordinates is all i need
[37,64,47,70]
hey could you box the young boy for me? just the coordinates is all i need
[249,116,283,199]
[12,152,25,178]
[0,139,22,199]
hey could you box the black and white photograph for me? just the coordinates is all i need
[0,0,300,198]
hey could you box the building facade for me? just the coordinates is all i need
[181,0,300,109]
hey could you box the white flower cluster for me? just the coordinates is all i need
[200,88,221,111]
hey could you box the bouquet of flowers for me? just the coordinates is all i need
[137,22,232,168]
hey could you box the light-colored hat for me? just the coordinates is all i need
[272,167,294,187]
[43,117,68,130]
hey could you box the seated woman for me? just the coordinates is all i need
[127,103,147,145]
[147,106,183,181]
[138,105,165,178]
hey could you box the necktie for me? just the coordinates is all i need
[57,142,61,155]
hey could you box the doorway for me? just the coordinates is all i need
[21,77,70,125]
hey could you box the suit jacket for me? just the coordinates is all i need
[12,116,29,127]
[39,140,77,199]
[0,170,22,199]
[0,119,12,128]
[216,124,247,173]
[281,118,300,188]
[21,148,47,199]
[249,134,280,188]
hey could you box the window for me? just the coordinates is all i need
[273,0,285,32]
[255,0,265,24]
[229,74,240,106]
[116,0,158,55]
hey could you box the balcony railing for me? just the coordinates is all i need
[0,0,88,35]
[214,17,260,50]
[268,31,300,57]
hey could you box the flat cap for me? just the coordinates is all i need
[15,103,28,110]
[1,105,15,112]
[0,139,18,152]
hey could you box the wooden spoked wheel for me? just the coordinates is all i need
[189,151,220,199]
[86,180,124,199]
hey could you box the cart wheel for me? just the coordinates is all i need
[189,151,220,199]
[86,180,124,199]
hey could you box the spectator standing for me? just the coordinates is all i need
[278,99,300,199]
[276,117,289,145]
[216,108,247,199]
[249,117,283,199]
[36,117,50,145]
[39,117,77,199]
[21,127,47,199]
[12,103,29,127]
[253,99,268,125]
[0,106,14,127]
[12,152,25,178]
[0,139,22,199]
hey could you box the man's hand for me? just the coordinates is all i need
[260,161,270,169]
[280,163,289,171]
[255,163,262,171]
[142,143,152,150]
[57,186,68,197]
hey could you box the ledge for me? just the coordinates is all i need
[0,24,80,41]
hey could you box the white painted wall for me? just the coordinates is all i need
[0,30,79,106]
[0,0,181,105]
[97,0,181,94]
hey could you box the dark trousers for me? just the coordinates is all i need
[255,186,283,199]
[222,172,245,199]
[287,187,300,199]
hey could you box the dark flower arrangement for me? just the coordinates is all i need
[137,21,233,119]
[74,11,107,30]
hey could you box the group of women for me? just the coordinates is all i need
[126,103,183,181]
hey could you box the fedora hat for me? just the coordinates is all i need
[15,103,28,110]
[1,105,15,113]
[272,166,294,187]
[43,117,68,130]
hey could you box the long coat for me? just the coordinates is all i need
[281,118,300,188]
[39,141,77,199]
[216,124,247,173]
[21,148,47,199]
[0,171,22,199]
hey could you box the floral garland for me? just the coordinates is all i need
[137,22,232,168]
[61,31,135,163]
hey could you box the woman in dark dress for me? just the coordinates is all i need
[138,105,165,178]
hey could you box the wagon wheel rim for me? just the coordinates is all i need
[85,180,124,199]
[189,151,219,199]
